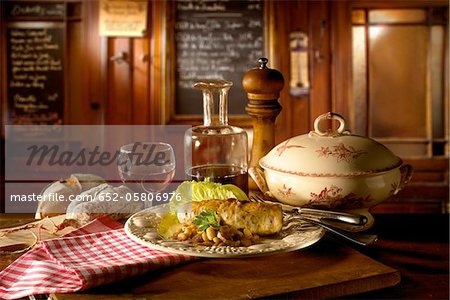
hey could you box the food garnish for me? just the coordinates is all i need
[192,210,220,232]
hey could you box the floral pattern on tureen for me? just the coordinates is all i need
[276,139,305,156]
[307,185,373,210]
[315,143,367,163]
[278,184,295,197]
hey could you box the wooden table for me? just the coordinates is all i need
[0,214,448,299]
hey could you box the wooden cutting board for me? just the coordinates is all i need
[51,238,400,299]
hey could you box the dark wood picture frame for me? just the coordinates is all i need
[157,0,276,127]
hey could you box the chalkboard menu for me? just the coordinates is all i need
[5,2,65,18]
[6,25,64,125]
[175,0,264,115]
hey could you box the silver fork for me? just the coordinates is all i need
[250,194,368,226]
[291,216,378,246]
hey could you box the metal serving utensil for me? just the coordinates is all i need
[291,216,378,246]
[250,195,377,245]
[250,194,368,226]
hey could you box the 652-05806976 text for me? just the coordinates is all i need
[9,192,182,202]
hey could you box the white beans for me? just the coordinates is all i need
[206,227,216,240]
[173,224,261,248]
[217,231,228,243]
[202,231,208,242]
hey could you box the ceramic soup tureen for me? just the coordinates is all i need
[250,112,413,210]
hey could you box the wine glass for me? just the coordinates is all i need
[118,142,175,205]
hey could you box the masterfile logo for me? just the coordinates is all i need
[4,125,190,213]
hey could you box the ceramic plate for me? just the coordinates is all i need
[124,203,325,258]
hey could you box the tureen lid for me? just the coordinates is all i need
[260,112,403,177]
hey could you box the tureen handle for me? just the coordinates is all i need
[395,164,414,194]
[313,112,350,136]
[248,167,274,198]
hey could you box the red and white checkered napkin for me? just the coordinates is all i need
[0,216,194,300]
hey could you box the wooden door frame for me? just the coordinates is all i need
[330,0,449,212]
[330,0,448,131]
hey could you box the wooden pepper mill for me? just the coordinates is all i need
[243,58,284,190]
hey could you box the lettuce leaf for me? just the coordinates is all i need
[157,213,182,239]
[169,179,248,213]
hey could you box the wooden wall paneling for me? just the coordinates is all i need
[106,38,132,124]
[83,0,103,125]
[128,1,154,125]
[150,0,167,125]
[272,0,316,143]
[404,158,449,182]
[149,0,157,125]
[288,0,311,138]
[444,8,449,157]
[101,4,152,125]
[63,15,69,125]
[164,0,174,126]
[266,0,277,70]
[351,0,448,8]
[67,20,83,124]
[273,0,293,144]
[330,1,352,125]
[1,2,6,129]
[371,158,448,214]
[273,0,335,143]
[132,37,150,124]
[308,1,332,130]
[1,2,5,212]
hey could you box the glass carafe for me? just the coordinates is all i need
[184,80,248,194]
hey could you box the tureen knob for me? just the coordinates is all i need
[312,112,351,136]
